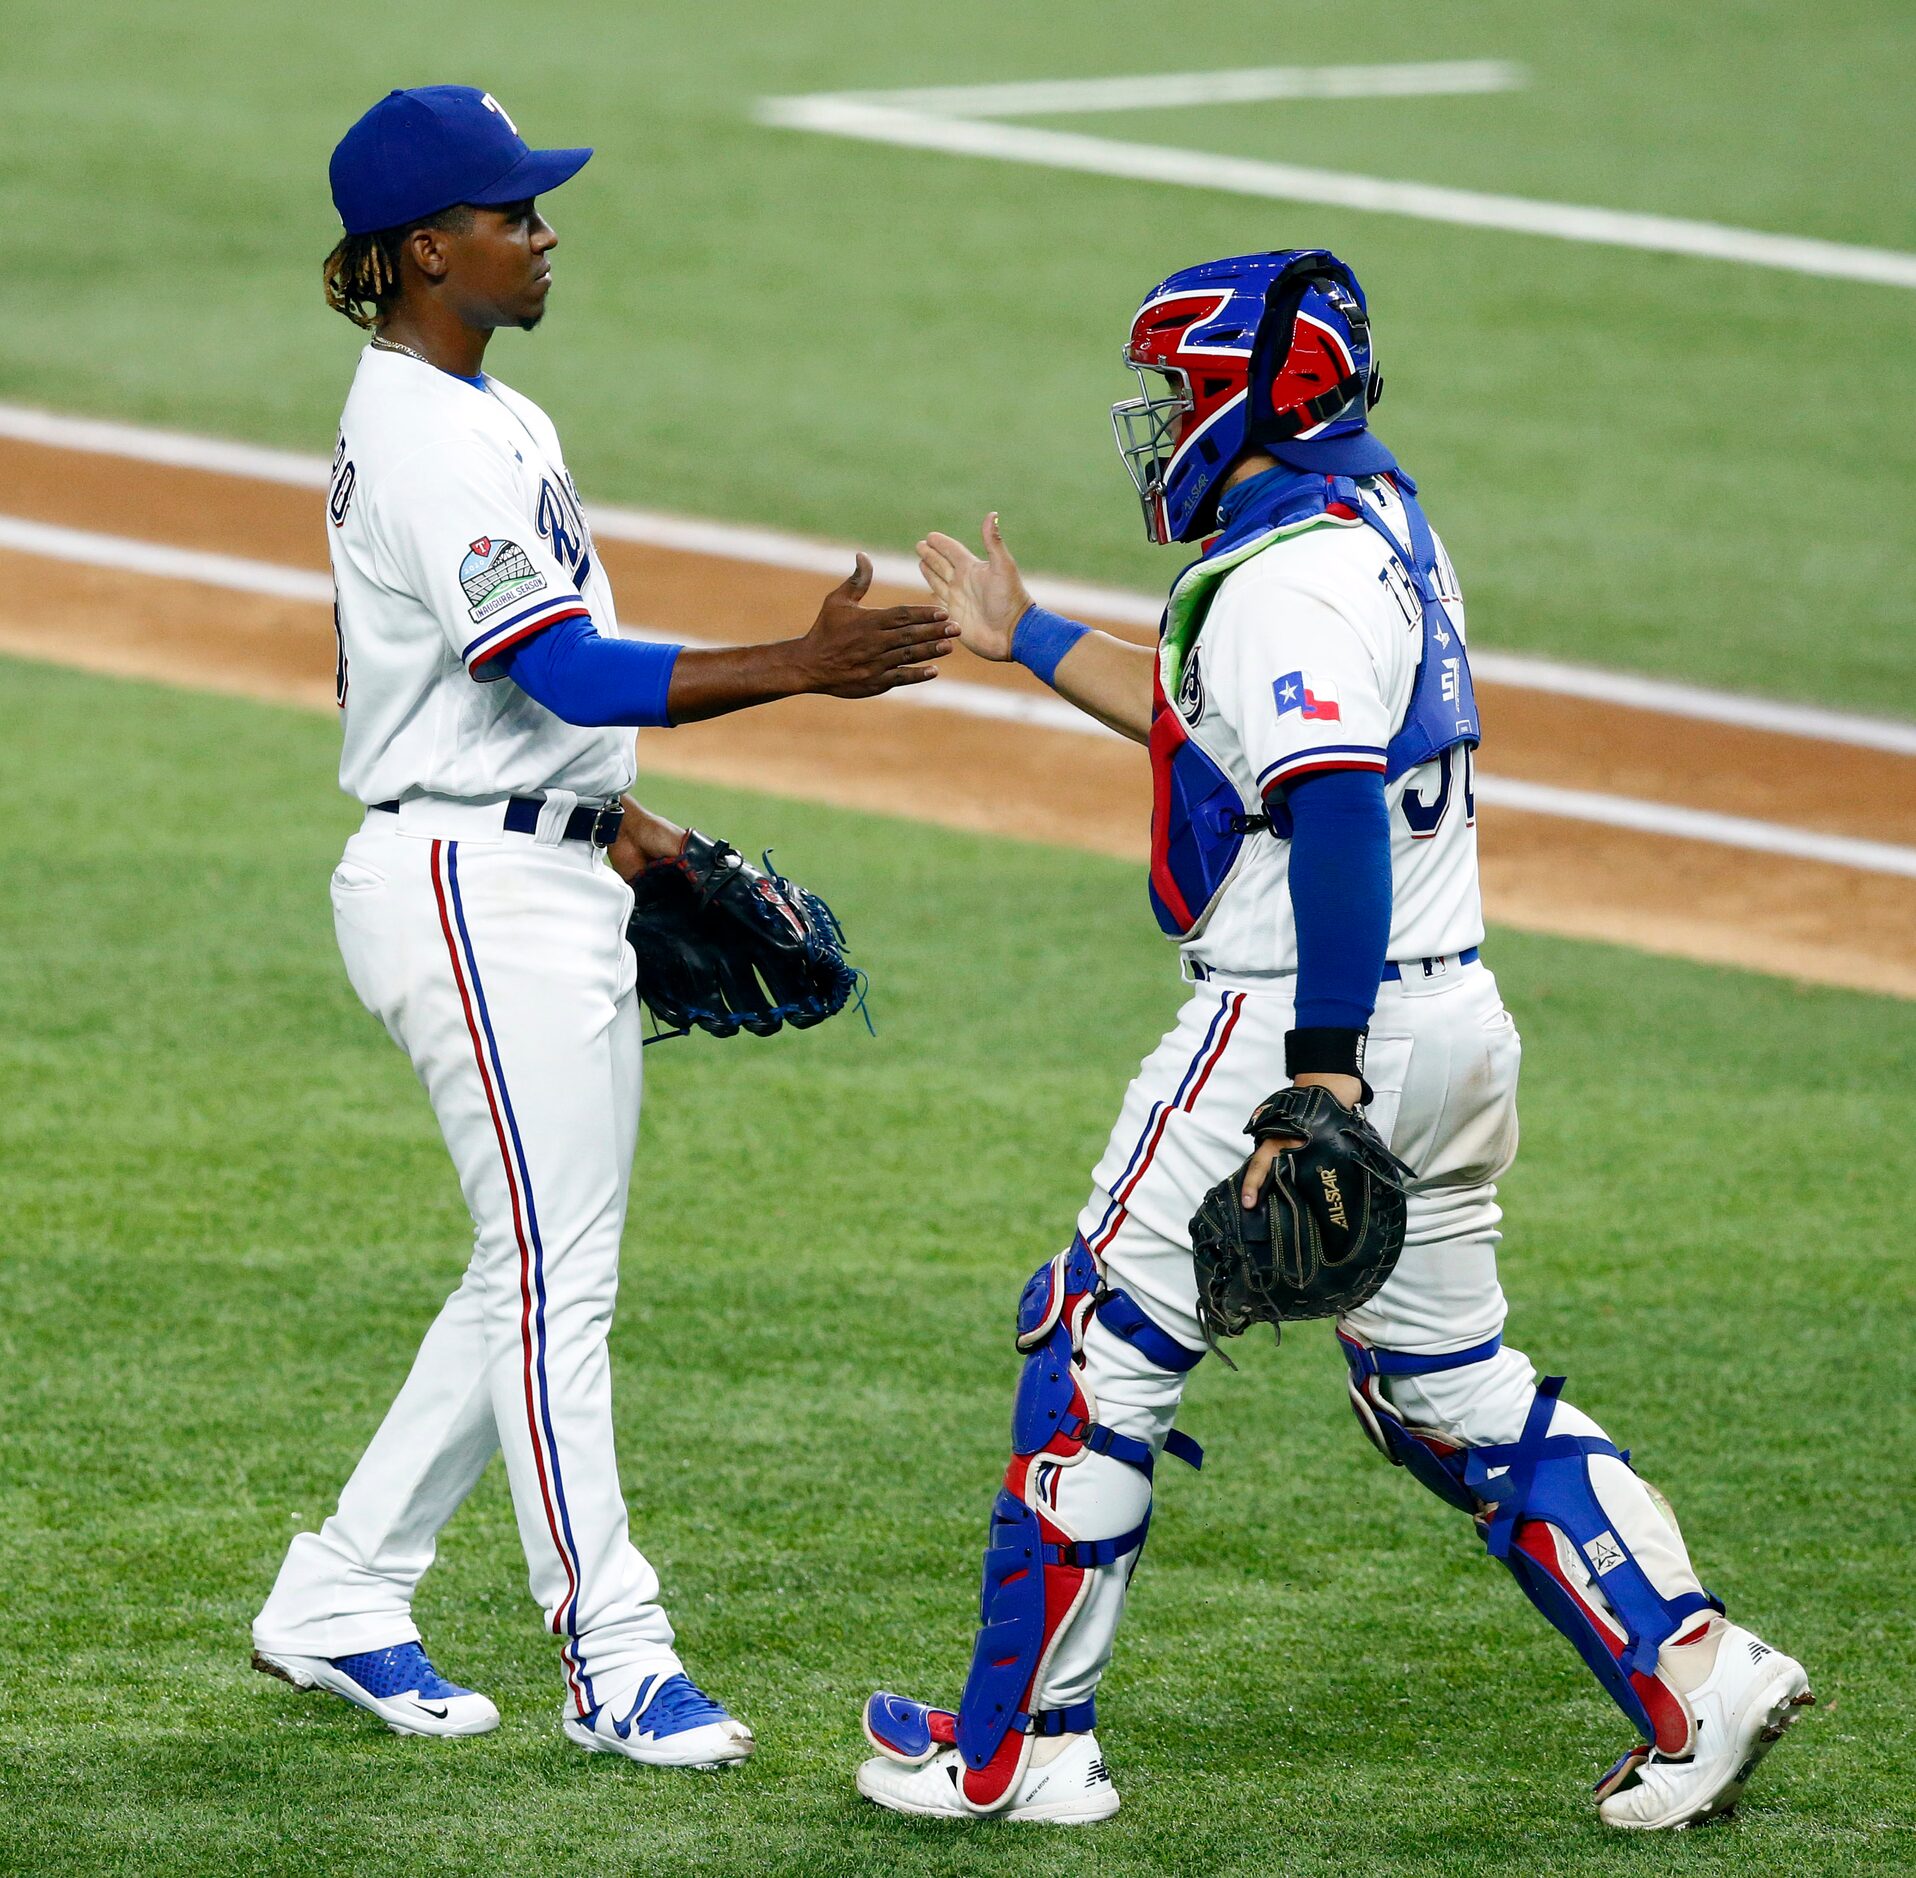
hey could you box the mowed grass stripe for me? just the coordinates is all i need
[0,656,1909,1877]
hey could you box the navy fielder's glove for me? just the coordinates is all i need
[625,830,861,1040]
[1188,1084,1415,1356]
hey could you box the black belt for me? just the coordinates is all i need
[372,796,623,848]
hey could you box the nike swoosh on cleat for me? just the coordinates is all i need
[413,1703,450,1719]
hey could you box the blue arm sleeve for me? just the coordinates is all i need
[489,616,682,728]
[1285,767,1393,1030]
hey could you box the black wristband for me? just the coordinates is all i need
[1285,1026,1368,1081]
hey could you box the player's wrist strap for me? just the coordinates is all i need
[1286,1026,1369,1092]
[1010,605,1090,686]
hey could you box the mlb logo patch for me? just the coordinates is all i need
[1273,670,1341,722]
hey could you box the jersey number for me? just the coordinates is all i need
[328,439,356,527]
[1400,745,1475,840]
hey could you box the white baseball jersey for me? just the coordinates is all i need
[326,347,636,805]
[1175,476,1484,978]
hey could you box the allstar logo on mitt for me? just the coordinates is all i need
[626,830,862,1041]
[1189,1083,1415,1356]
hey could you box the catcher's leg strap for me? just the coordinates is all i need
[951,1243,1200,1811]
[1096,1280,1207,1375]
[1339,1329,1499,1514]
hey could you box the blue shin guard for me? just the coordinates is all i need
[1340,1335,1719,1754]
[937,1240,1202,1810]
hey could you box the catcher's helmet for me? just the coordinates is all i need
[1111,248,1388,544]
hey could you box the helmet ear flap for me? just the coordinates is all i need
[1244,261,1317,446]
[1246,250,1378,445]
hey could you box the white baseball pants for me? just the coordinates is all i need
[254,806,680,1714]
[1031,958,1705,1708]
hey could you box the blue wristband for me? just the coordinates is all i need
[1010,605,1090,688]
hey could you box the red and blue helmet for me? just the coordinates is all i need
[1111,249,1388,544]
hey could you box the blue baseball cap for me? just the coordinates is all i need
[330,86,591,236]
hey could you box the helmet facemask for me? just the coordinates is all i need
[1111,361,1195,545]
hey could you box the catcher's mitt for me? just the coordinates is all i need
[1188,1084,1415,1357]
[625,831,863,1041]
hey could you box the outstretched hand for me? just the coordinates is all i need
[916,513,1033,663]
[798,554,956,698]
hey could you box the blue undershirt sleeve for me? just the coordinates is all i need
[488,615,682,728]
[1284,767,1393,1030]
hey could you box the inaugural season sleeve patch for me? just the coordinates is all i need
[458,536,546,622]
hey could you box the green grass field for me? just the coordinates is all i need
[3,0,1912,708]
[2,7,1913,1872]
[0,659,1910,1876]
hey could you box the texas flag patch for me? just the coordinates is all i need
[1273,670,1341,722]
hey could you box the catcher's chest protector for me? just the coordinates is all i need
[1146,473,1480,940]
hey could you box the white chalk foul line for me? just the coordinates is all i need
[1470,777,1916,878]
[2,509,1911,880]
[833,60,1526,118]
[0,513,334,603]
[753,93,1916,293]
[1,400,1913,756]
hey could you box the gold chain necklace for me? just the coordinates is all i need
[369,334,434,368]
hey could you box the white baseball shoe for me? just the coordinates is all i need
[252,1641,500,1738]
[856,1730,1120,1824]
[1596,1624,1813,1830]
[563,1671,754,1770]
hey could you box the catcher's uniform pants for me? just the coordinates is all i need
[1034,957,1704,1711]
[253,809,680,1715]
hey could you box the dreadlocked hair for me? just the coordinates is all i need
[321,205,473,329]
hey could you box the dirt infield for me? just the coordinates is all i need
[2,432,1911,998]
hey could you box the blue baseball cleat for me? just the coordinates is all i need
[563,1670,754,1769]
[252,1640,500,1737]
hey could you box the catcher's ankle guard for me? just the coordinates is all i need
[863,1691,957,1766]
[1340,1335,1721,1754]
[946,1239,1201,1812]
